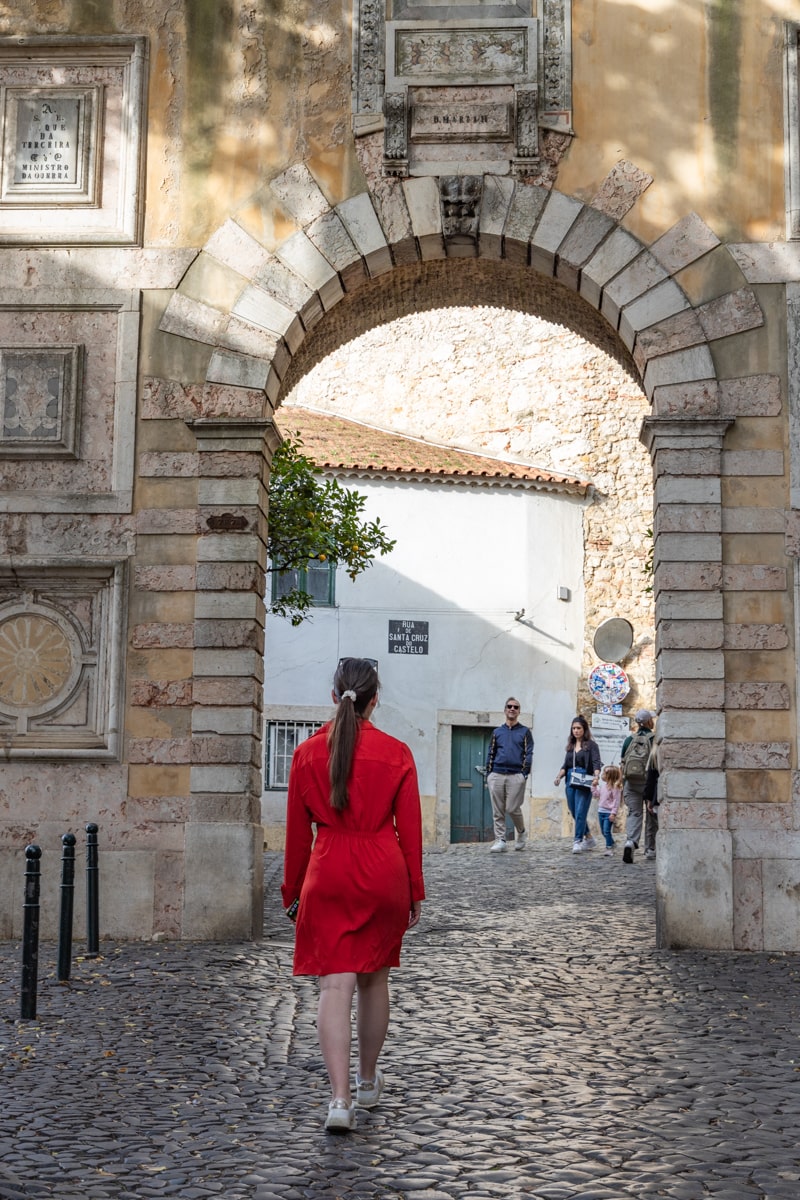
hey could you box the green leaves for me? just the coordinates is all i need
[267,434,396,625]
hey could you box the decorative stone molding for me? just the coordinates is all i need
[0,36,147,245]
[0,561,126,758]
[0,289,140,513]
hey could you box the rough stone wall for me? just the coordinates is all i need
[282,302,656,715]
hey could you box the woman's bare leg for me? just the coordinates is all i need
[318,972,357,1102]
[355,967,391,1083]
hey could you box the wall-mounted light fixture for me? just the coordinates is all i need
[557,586,571,602]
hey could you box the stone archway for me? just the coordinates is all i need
[157,163,787,950]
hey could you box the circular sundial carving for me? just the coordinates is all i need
[0,613,74,709]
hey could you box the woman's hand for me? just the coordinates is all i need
[408,900,422,929]
[554,773,563,786]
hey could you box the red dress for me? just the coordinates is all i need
[281,720,425,976]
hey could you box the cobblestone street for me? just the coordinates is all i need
[2,844,800,1199]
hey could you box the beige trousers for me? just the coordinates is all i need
[487,772,526,840]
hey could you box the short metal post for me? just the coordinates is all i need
[85,823,99,957]
[21,844,42,1020]
[57,833,77,982]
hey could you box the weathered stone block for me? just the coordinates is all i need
[193,677,262,707]
[656,590,724,620]
[579,227,642,309]
[722,450,784,477]
[402,177,445,259]
[722,565,787,590]
[657,710,726,738]
[128,737,192,764]
[659,768,726,799]
[555,206,614,289]
[270,162,330,226]
[191,735,257,765]
[655,504,721,534]
[135,566,196,592]
[276,230,344,310]
[193,648,264,679]
[130,678,193,708]
[194,562,262,591]
[724,680,790,709]
[477,174,515,259]
[732,857,764,950]
[658,648,724,678]
[657,678,725,708]
[719,374,781,417]
[656,532,722,561]
[191,707,260,736]
[659,798,728,830]
[590,159,653,221]
[726,742,791,769]
[657,619,723,649]
[649,212,721,274]
[653,448,722,476]
[183,823,263,939]
[502,183,548,263]
[601,251,668,327]
[724,507,785,534]
[194,619,264,651]
[724,623,789,650]
[658,738,725,768]
[337,193,393,277]
[232,285,305,353]
[529,191,583,277]
[160,293,225,345]
[651,380,720,419]
[653,561,722,591]
[642,344,716,395]
[196,532,266,566]
[655,475,721,504]
[656,829,733,949]
[132,622,194,649]
[697,287,763,341]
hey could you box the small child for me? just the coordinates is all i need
[592,765,622,856]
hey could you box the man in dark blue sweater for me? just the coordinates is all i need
[485,698,533,852]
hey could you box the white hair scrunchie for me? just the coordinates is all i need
[341,689,357,702]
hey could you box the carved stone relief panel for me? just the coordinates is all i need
[353,1,571,176]
[0,292,139,514]
[0,346,82,457]
[0,36,147,244]
[0,564,126,758]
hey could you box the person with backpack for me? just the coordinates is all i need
[620,709,655,864]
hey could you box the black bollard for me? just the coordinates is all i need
[57,833,77,983]
[21,844,42,1020]
[85,823,100,957]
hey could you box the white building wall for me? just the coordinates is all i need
[262,476,587,845]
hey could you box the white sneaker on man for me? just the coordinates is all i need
[572,840,587,853]
[490,839,507,852]
[514,832,527,851]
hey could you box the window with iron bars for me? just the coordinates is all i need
[265,720,323,789]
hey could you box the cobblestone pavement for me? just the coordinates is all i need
[2,843,800,1200]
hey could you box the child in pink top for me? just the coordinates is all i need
[592,765,622,856]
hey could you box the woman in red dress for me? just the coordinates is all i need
[281,657,425,1133]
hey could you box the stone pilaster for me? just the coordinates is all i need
[183,417,279,939]
[641,415,734,949]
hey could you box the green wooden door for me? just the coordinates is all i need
[450,726,493,843]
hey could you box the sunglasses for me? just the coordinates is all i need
[506,704,520,710]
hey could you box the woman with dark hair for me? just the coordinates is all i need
[553,714,602,854]
[281,657,425,1133]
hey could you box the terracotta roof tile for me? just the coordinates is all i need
[276,406,590,495]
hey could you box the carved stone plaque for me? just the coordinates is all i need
[0,564,126,757]
[387,20,537,88]
[411,100,512,141]
[3,89,98,203]
[0,36,147,244]
[0,346,82,457]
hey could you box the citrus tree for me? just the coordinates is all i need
[267,434,396,625]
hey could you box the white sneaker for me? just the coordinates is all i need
[603,847,613,857]
[356,1068,385,1109]
[644,849,656,860]
[325,1099,356,1132]
[490,838,507,852]
[514,832,527,851]
[583,837,597,849]
[572,840,587,853]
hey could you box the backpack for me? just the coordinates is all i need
[621,732,651,782]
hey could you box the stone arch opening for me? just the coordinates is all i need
[160,170,776,949]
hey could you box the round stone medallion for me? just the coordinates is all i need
[0,613,75,710]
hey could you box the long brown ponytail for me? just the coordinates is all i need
[328,657,379,810]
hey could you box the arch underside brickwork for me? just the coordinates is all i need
[160,163,793,951]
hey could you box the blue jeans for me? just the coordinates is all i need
[566,784,592,842]
[598,810,615,848]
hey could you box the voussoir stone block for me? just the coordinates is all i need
[478,174,515,259]
[270,162,331,226]
[336,193,393,277]
[649,211,721,274]
[502,182,548,264]
[529,190,583,277]
[580,226,642,309]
